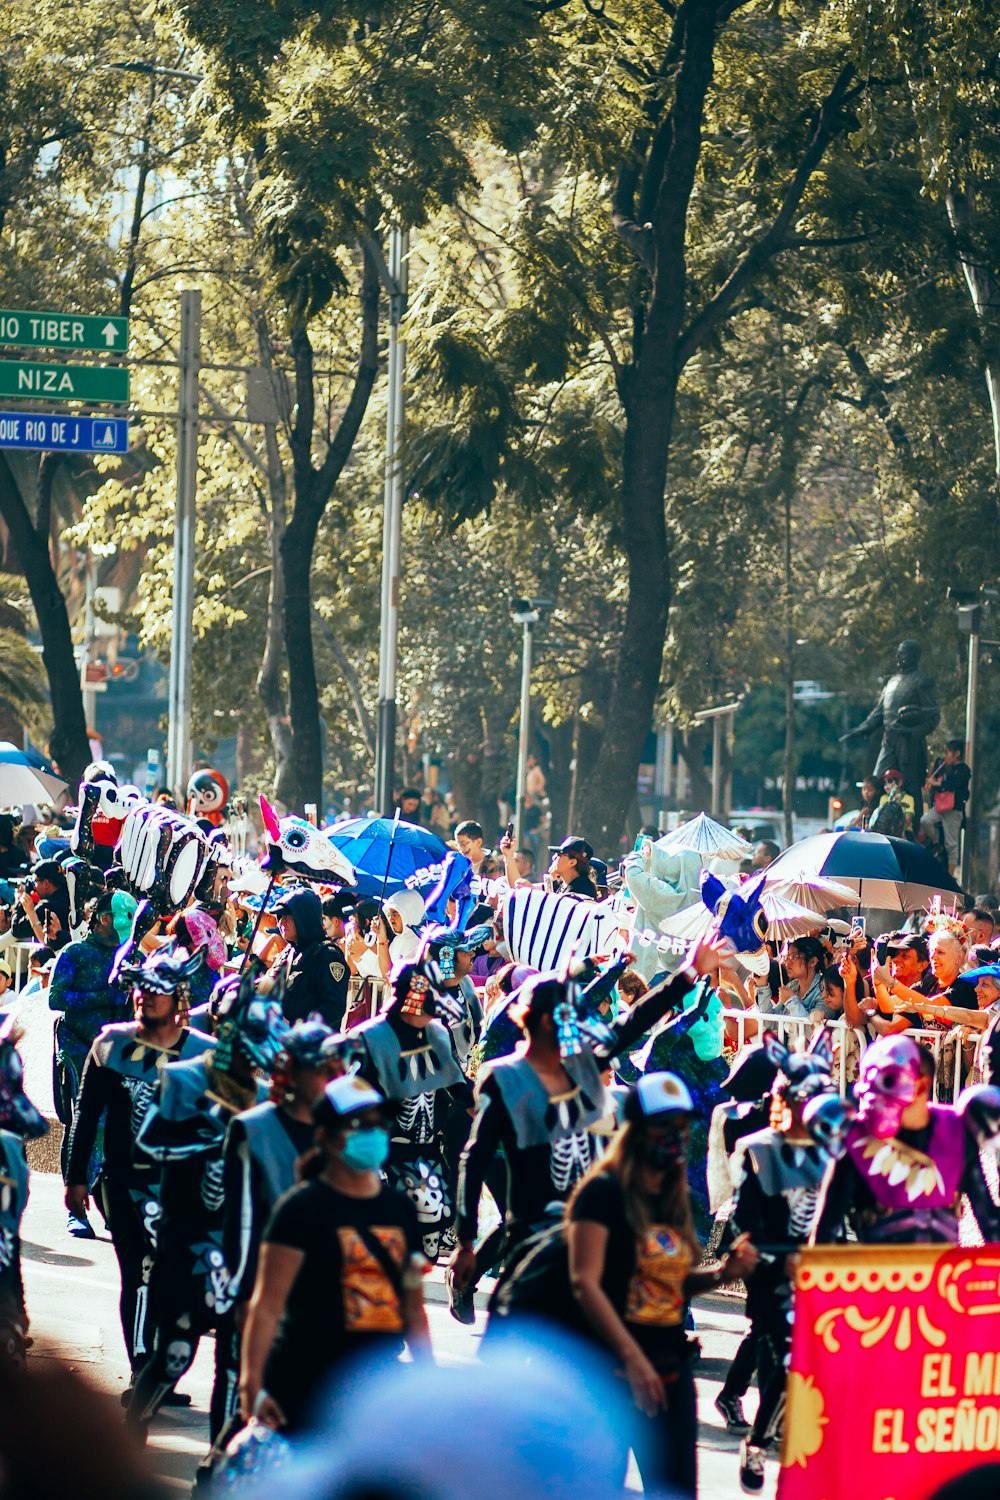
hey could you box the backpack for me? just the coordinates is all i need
[869,796,906,838]
[489,1218,587,1336]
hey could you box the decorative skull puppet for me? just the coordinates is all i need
[802,1092,858,1158]
[110,802,231,977]
[187,768,229,831]
[70,778,146,864]
[700,871,770,976]
[258,795,357,886]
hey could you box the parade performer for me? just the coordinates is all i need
[48,890,135,1227]
[450,941,722,1311]
[0,1014,50,1368]
[196,1018,337,1478]
[728,1031,844,1492]
[65,950,212,1381]
[126,971,287,1436]
[353,938,482,1263]
[808,1033,1000,1246]
[568,1072,759,1499]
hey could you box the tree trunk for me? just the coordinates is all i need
[280,500,324,812]
[0,455,90,785]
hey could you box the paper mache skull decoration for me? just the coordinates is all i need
[258,795,357,887]
[187,768,229,830]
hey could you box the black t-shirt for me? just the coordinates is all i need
[570,1170,692,1366]
[263,1179,421,1419]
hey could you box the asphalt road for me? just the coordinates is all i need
[15,988,777,1498]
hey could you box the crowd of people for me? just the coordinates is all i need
[0,760,998,1500]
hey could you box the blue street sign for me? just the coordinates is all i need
[0,410,128,454]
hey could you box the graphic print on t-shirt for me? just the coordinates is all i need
[625,1225,691,1327]
[337,1226,407,1332]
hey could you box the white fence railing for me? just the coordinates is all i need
[720,1008,964,1102]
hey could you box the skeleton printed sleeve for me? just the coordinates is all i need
[456,1074,506,1242]
[65,1047,113,1184]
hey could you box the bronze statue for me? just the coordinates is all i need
[841,640,940,816]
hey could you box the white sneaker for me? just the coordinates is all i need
[739,1439,766,1493]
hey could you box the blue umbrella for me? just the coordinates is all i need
[325,817,450,899]
[766,829,963,912]
[0,742,68,805]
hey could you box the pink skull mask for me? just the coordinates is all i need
[856,1034,922,1139]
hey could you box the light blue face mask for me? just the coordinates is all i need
[340,1125,390,1173]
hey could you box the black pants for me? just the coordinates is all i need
[629,1365,698,1499]
[99,1175,158,1373]
[748,1289,791,1447]
[129,1220,231,1435]
[720,1325,757,1401]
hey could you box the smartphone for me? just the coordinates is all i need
[849,915,866,944]
[503,821,515,845]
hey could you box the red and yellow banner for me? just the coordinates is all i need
[779,1244,1000,1500]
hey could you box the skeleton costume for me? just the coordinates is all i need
[65,950,212,1373]
[729,1031,843,1489]
[353,930,490,1261]
[811,1034,1000,1246]
[0,1013,49,1368]
[192,1019,335,1482]
[456,963,706,1288]
[127,970,285,1435]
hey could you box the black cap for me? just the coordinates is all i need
[549,836,594,860]
[322,890,357,920]
[886,933,929,960]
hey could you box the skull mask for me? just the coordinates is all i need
[856,1034,922,1139]
[802,1093,857,1158]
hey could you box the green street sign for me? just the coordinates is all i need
[0,360,129,404]
[0,309,128,352]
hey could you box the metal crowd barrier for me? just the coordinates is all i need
[720,1009,964,1102]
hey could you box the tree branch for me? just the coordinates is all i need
[313,613,375,759]
[676,63,858,366]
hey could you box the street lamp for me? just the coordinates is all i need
[950,586,1000,887]
[511,597,553,843]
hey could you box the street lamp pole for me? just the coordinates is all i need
[961,625,980,889]
[166,288,200,799]
[511,598,552,843]
[514,613,536,844]
[374,227,409,816]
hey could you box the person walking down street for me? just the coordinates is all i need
[48,891,135,1234]
[200,1018,338,1477]
[64,950,213,1384]
[451,943,724,1321]
[126,970,285,1438]
[353,934,487,1264]
[0,1013,50,1368]
[568,1073,759,1499]
[239,1073,430,1436]
[271,888,351,1029]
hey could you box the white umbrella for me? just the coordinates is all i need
[656,813,752,861]
[0,760,68,808]
[659,889,824,942]
[764,875,860,916]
